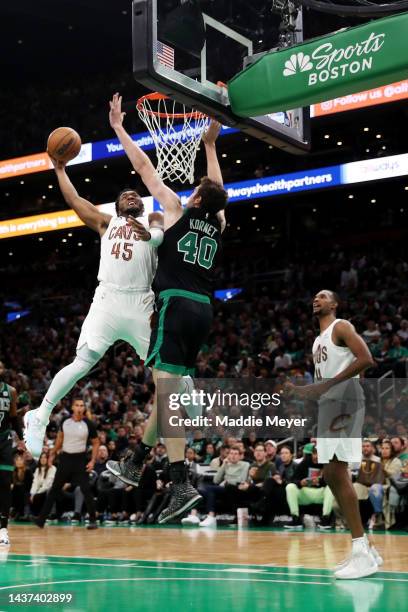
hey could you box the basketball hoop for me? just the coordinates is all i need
[136,92,209,184]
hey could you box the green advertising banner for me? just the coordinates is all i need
[228,12,408,116]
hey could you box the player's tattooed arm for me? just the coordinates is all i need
[109,93,181,224]
[51,159,111,236]
[202,120,226,233]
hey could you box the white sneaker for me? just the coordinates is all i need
[0,528,10,546]
[370,545,383,567]
[181,514,200,526]
[199,515,217,528]
[334,538,378,579]
[24,408,47,459]
[335,535,383,572]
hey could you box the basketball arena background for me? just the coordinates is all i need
[0,1,408,610]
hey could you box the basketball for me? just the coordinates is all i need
[47,127,82,163]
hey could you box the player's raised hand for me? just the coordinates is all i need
[202,119,222,145]
[109,93,126,130]
[50,157,66,171]
[127,216,152,241]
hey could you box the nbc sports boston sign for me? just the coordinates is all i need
[228,12,408,116]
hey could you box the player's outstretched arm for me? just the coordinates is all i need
[109,93,181,222]
[52,160,111,236]
[202,120,226,233]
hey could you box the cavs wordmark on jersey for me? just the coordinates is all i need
[313,319,359,381]
[153,208,222,297]
[98,216,157,290]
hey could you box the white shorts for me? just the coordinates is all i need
[317,385,365,465]
[77,284,154,360]
[317,437,362,464]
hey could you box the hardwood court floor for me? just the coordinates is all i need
[1,525,407,611]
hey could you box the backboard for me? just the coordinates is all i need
[132,0,311,154]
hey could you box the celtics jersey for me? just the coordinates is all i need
[153,208,222,297]
[0,382,12,434]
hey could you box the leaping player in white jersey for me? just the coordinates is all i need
[288,290,382,579]
[24,143,164,459]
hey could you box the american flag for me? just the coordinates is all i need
[156,40,175,70]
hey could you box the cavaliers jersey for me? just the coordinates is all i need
[98,216,157,291]
[312,319,359,381]
[0,382,12,434]
[153,208,222,297]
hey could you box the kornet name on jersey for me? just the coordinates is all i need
[153,208,222,297]
[98,216,157,291]
[312,318,359,381]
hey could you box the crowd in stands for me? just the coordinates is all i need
[9,434,408,531]
[2,243,408,530]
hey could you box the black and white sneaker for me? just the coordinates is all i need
[106,456,143,487]
[158,483,202,524]
[283,515,304,530]
[317,515,333,530]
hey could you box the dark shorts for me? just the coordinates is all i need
[0,432,14,472]
[145,289,213,376]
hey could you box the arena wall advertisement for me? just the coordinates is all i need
[1,153,407,239]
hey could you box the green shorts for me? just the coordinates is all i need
[145,289,213,376]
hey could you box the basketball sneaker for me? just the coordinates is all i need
[317,515,333,530]
[199,515,217,528]
[181,513,200,526]
[106,446,149,487]
[158,483,202,524]
[23,408,47,459]
[0,528,10,546]
[334,537,378,579]
[283,515,304,530]
[335,536,383,571]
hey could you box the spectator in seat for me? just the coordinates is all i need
[264,440,281,468]
[388,336,408,376]
[283,444,334,530]
[115,426,129,454]
[185,447,199,482]
[30,452,56,517]
[11,453,33,520]
[94,445,109,476]
[258,445,296,520]
[381,439,402,529]
[397,319,408,344]
[151,443,169,474]
[209,445,229,469]
[353,440,385,529]
[190,430,206,461]
[362,320,381,346]
[237,443,273,507]
[196,446,250,528]
[202,443,217,465]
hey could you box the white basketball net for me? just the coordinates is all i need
[137,95,209,184]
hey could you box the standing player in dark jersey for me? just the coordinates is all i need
[106,94,227,522]
[0,361,24,546]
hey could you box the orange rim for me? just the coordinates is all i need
[136,92,206,120]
